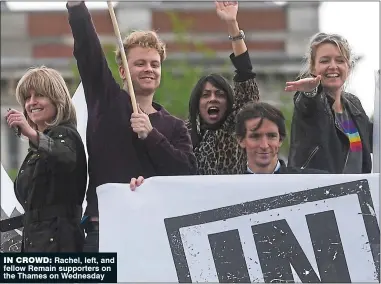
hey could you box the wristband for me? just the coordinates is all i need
[304,87,318,98]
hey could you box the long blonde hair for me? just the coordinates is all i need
[15,66,76,129]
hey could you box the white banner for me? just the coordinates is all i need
[97,174,380,283]
[71,82,89,206]
[1,164,24,217]
[71,82,88,160]
[1,164,24,250]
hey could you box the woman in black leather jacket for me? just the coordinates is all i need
[285,33,372,174]
[5,66,87,252]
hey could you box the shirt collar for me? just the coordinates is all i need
[247,160,281,174]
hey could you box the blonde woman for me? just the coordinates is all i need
[5,66,87,252]
[285,33,373,174]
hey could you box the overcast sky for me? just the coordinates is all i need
[319,2,379,117]
[6,2,380,116]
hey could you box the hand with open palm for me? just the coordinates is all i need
[285,75,322,92]
[215,1,238,22]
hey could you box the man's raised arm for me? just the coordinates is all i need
[67,1,121,110]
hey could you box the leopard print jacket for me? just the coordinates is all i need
[186,78,260,175]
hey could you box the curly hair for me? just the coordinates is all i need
[115,30,166,66]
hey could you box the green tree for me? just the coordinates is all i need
[7,168,18,181]
[71,12,220,119]
[279,95,294,159]
[154,12,217,118]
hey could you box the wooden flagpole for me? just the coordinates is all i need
[107,1,138,113]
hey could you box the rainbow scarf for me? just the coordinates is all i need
[340,119,362,152]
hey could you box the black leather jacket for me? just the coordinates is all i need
[14,123,87,252]
[288,87,373,174]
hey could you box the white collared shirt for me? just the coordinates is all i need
[247,160,281,174]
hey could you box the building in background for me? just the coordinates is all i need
[1,1,320,171]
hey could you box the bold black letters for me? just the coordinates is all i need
[209,230,250,283]
[252,211,350,282]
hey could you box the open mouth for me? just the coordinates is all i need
[207,106,220,118]
[325,73,340,78]
[31,108,43,113]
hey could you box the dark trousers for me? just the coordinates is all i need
[82,221,99,252]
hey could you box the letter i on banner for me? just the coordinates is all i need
[373,70,380,173]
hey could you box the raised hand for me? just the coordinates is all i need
[215,1,238,22]
[285,75,321,92]
[5,109,37,140]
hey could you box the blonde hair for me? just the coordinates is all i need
[300,32,354,79]
[15,66,77,130]
[115,30,166,66]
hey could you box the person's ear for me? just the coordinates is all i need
[118,66,125,80]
